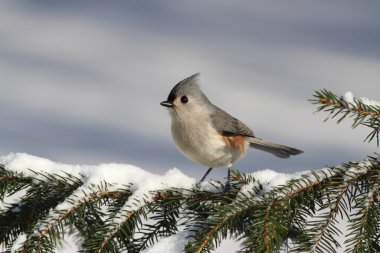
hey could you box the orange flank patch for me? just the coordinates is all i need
[223,135,246,154]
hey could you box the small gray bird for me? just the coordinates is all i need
[160,73,303,183]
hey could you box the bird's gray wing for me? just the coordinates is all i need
[210,106,255,137]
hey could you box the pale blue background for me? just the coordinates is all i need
[0,1,379,251]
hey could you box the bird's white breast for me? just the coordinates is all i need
[170,108,243,168]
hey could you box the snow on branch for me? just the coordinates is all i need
[1,153,380,252]
[0,153,195,252]
[343,91,380,108]
[311,89,380,146]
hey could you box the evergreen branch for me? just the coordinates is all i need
[308,213,339,253]
[311,89,380,145]
[345,158,380,252]
[87,186,232,253]
[305,165,366,253]
[0,170,83,249]
[37,189,102,239]
[96,213,134,253]
[78,186,131,250]
[196,214,232,253]
[319,97,380,118]
[297,158,380,253]
[103,186,133,220]
[188,172,329,252]
[130,188,232,253]
[19,182,128,252]
[177,182,243,253]
[0,165,32,201]
[2,154,380,252]
[256,173,330,252]
[87,197,151,252]
[229,170,257,186]
[129,191,182,252]
[351,188,379,253]
[264,200,277,252]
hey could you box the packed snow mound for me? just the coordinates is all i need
[0,153,195,189]
[0,153,309,253]
[0,153,309,215]
[0,153,197,214]
[0,153,305,195]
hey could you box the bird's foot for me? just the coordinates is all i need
[223,182,231,193]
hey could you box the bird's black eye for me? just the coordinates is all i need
[180,95,188,104]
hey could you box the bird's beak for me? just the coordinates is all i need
[160,100,173,108]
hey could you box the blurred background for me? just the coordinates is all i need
[1,1,380,178]
[1,1,379,252]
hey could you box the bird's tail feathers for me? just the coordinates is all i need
[248,137,303,158]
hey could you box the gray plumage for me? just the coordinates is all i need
[210,107,255,137]
[247,138,303,158]
[161,73,303,169]
[166,73,209,104]
[209,99,302,158]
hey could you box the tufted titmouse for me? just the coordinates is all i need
[160,73,303,183]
